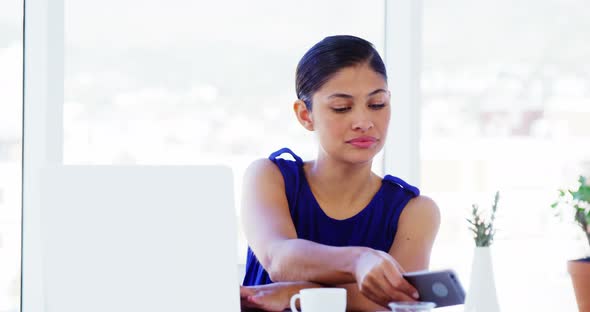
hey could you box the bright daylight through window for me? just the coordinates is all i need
[62,0,384,264]
[422,1,590,311]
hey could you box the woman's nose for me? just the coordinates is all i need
[351,112,374,131]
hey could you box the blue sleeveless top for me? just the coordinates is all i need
[242,148,420,286]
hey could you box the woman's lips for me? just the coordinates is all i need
[347,136,378,148]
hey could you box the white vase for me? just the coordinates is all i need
[464,247,501,312]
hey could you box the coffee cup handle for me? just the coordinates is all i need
[290,293,301,312]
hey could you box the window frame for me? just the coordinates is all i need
[21,0,64,309]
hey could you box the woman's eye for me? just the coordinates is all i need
[369,103,386,110]
[332,107,351,113]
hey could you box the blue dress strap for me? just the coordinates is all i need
[269,147,303,165]
[383,175,420,196]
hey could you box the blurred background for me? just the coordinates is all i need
[0,0,23,311]
[2,0,589,311]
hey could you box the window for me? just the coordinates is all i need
[20,1,586,310]
[423,1,589,310]
[0,1,23,311]
[64,0,385,262]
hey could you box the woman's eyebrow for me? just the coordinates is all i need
[327,89,388,100]
[367,88,388,97]
[327,93,354,100]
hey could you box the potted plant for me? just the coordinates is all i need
[464,191,501,312]
[552,176,590,311]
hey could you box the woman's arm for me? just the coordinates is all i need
[240,281,320,311]
[241,159,417,301]
[241,282,387,312]
[389,195,441,271]
[340,283,388,311]
[242,159,363,283]
[353,196,440,307]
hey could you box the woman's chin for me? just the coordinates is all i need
[341,150,379,165]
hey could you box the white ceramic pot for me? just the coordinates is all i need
[464,247,501,312]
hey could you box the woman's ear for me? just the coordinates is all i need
[293,100,314,131]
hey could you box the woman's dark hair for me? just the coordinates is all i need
[295,35,387,110]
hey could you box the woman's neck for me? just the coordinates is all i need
[304,152,379,206]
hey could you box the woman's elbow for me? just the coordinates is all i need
[266,254,290,282]
[264,243,292,282]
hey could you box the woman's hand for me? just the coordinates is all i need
[240,282,319,312]
[354,248,419,307]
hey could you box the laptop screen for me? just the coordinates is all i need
[32,166,239,312]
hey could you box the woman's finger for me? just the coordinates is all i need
[249,294,286,312]
[361,283,390,307]
[381,263,419,300]
[388,289,417,303]
[362,273,400,307]
[248,295,262,305]
[240,285,257,298]
[240,297,260,309]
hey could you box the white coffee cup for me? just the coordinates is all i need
[290,288,347,312]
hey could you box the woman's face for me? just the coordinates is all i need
[308,62,390,165]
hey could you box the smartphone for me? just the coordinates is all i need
[402,269,466,308]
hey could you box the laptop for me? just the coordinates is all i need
[39,166,240,312]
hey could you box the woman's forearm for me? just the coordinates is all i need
[266,238,366,284]
[287,282,386,312]
[340,283,388,312]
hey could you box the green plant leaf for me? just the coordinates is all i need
[467,191,500,247]
[552,178,590,243]
[573,187,590,202]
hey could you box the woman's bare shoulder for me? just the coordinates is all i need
[401,195,441,226]
[244,158,282,180]
[242,158,287,195]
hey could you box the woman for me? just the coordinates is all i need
[240,35,440,311]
